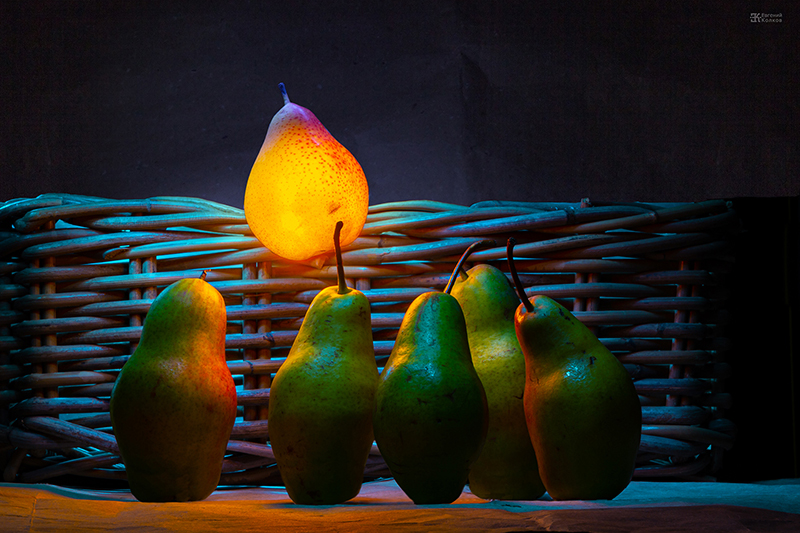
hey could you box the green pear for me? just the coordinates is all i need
[506,238,641,501]
[110,272,236,502]
[373,241,489,504]
[450,262,546,501]
[268,221,378,505]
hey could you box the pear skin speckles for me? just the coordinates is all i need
[244,88,368,261]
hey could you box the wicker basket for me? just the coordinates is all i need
[0,194,738,487]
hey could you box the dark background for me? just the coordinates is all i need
[1,0,797,205]
[1,1,797,481]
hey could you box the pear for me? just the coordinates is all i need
[450,261,546,501]
[268,221,378,505]
[373,241,489,504]
[110,272,236,502]
[506,238,641,501]
[244,82,369,262]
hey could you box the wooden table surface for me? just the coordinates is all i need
[3,478,799,532]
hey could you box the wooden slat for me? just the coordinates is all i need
[21,231,210,258]
[22,416,120,454]
[10,398,110,418]
[12,317,127,336]
[641,425,735,450]
[12,291,125,310]
[0,423,81,450]
[12,198,206,232]
[12,345,126,364]
[18,452,122,484]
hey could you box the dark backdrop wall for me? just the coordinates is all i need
[2,1,798,481]
[1,0,797,206]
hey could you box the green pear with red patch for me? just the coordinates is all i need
[507,238,641,501]
[110,272,236,502]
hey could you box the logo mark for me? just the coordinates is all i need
[751,12,782,22]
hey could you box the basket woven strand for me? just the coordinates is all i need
[0,194,737,486]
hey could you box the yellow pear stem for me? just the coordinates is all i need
[200,270,208,281]
[278,82,291,105]
[507,237,534,313]
[444,239,495,295]
[334,221,351,295]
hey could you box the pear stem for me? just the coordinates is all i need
[507,238,534,313]
[444,239,495,295]
[334,221,350,295]
[279,82,290,105]
[200,270,208,281]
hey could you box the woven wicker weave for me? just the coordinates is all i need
[0,194,738,486]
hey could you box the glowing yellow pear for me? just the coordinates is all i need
[244,83,369,261]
